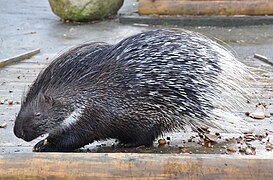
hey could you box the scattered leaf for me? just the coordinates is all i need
[158,139,166,145]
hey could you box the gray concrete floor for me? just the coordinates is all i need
[0,0,273,155]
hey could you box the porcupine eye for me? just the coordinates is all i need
[35,113,41,117]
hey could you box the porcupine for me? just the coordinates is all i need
[14,29,251,152]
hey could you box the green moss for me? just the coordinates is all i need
[161,22,172,27]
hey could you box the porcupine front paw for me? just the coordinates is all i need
[33,139,60,152]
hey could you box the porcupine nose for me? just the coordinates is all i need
[14,122,38,142]
[13,120,24,139]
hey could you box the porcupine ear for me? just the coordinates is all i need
[38,93,55,109]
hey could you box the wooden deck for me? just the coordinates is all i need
[1,153,273,179]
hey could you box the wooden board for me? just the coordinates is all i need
[139,0,273,16]
[1,153,273,179]
[0,49,40,68]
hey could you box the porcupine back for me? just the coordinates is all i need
[101,28,251,133]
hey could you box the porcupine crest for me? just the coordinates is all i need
[105,28,252,133]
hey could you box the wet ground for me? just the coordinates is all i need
[0,0,273,155]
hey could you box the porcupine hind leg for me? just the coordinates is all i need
[116,125,161,147]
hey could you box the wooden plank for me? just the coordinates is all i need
[0,49,40,68]
[0,153,273,179]
[139,0,273,16]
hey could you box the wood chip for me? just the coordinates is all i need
[244,134,256,142]
[227,146,237,152]
[204,134,219,142]
[0,122,7,128]
[246,104,268,120]
[245,147,256,155]
[266,141,272,151]
[8,100,13,105]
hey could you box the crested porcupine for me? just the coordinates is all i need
[14,29,252,152]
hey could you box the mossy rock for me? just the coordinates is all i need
[48,0,124,22]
